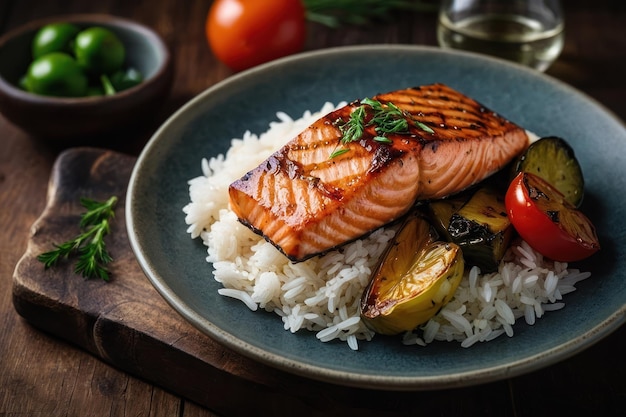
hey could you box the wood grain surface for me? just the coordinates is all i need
[14,147,502,417]
[2,1,626,416]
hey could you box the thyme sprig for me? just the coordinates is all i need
[38,196,118,281]
[330,98,434,158]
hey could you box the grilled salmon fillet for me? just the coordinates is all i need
[229,83,529,262]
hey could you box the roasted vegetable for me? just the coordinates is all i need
[506,172,600,262]
[360,212,464,335]
[512,136,584,207]
[427,192,471,241]
[429,187,514,273]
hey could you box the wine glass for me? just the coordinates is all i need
[437,0,564,71]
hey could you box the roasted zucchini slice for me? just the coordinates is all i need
[428,187,514,273]
[512,136,584,207]
[447,187,514,273]
[360,212,464,336]
[427,192,471,241]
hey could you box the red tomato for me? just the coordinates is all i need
[206,0,307,71]
[505,172,600,262]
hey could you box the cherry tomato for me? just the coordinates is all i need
[505,172,600,262]
[205,0,307,71]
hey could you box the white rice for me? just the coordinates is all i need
[183,103,591,351]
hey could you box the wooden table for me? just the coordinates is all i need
[1,1,625,416]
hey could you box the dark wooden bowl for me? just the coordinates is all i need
[0,14,174,140]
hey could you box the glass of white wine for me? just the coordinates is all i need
[437,0,564,71]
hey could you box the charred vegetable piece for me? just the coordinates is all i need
[360,212,464,335]
[427,192,471,241]
[512,136,584,207]
[429,187,514,273]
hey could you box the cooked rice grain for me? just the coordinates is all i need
[184,104,591,350]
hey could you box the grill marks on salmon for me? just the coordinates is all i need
[229,83,529,262]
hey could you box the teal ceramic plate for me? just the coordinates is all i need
[127,45,626,390]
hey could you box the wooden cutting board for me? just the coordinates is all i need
[14,147,495,416]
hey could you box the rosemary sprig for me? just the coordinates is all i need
[330,98,434,158]
[303,0,438,28]
[38,196,118,281]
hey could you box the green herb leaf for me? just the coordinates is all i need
[79,196,117,228]
[37,196,118,281]
[415,120,435,134]
[330,97,435,158]
[329,147,350,159]
[374,136,393,143]
[338,105,366,144]
[360,97,382,109]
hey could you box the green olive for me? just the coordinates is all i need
[73,27,125,74]
[32,22,80,59]
[23,52,88,97]
[109,67,143,91]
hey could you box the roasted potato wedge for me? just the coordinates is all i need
[360,212,464,335]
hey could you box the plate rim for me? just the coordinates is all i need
[126,44,626,390]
